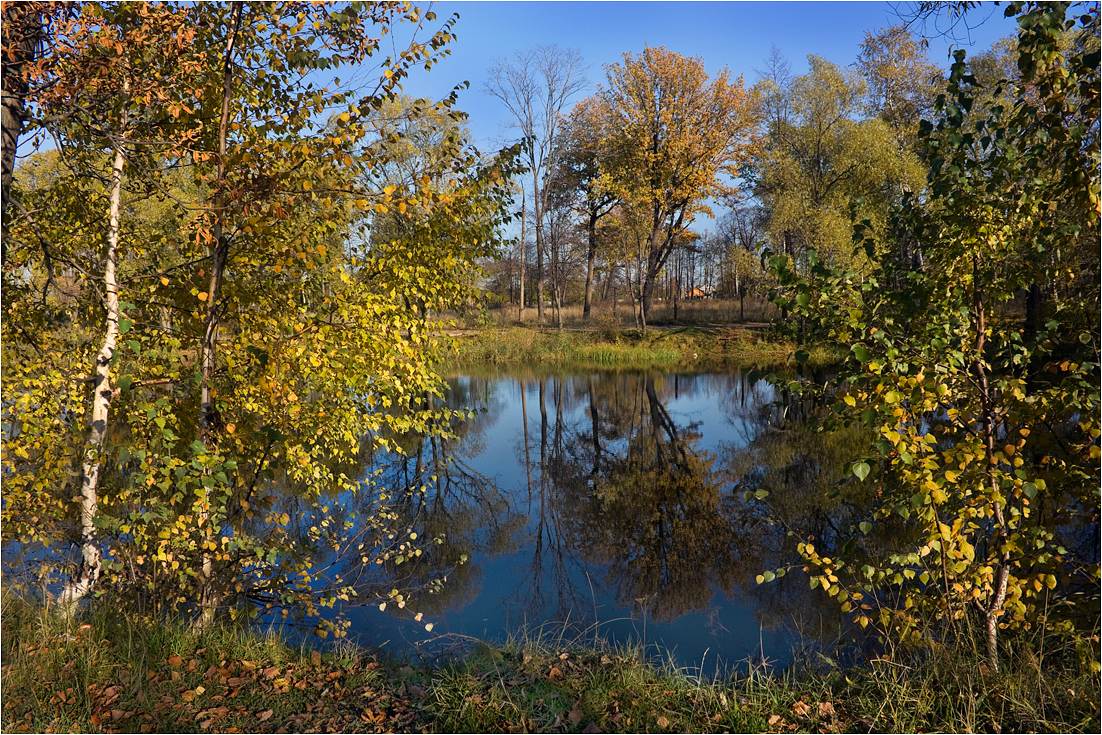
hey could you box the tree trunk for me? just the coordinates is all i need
[640,223,669,328]
[641,271,656,329]
[1,1,46,263]
[533,181,544,323]
[550,223,563,330]
[198,4,242,626]
[672,255,680,322]
[518,188,526,321]
[582,211,598,321]
[972,260,1010,672]
[58,144,126,614]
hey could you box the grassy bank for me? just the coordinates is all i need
[445,326,834,372]
[3,596,1097,733]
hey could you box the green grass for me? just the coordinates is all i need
[3,594,1098,733]
[445,326,836,372]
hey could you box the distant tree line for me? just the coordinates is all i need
[481,25,950,328]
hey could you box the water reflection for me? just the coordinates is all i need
[341,371,848,669]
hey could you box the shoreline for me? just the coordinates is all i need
[3,595,1096,733]
[442,325,839,372]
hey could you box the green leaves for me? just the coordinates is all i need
[0,0,512,636]
[772,0,1100,656]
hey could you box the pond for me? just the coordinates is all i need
[332,370,851,672]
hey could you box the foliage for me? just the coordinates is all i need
[1,1,518,631]
[767,1,1100,668]
[753,55,926,271]
[596,46,757,325]
[857,25,944,141]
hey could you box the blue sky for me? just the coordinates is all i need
[398,1,1019,149]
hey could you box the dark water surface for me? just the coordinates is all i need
[337,371,841,671]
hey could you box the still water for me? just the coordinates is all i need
[335,371,845,671]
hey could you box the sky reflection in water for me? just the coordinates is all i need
[337,371,836,671]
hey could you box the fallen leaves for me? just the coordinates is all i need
[6,619,857,735]
[768,699,840,732]
[196,705,230,728]
[101,685,121,706]
[180,684,206,703]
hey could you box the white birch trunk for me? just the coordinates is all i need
[58,144,126,614]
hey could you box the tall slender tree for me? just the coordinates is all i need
[486,45,585,323]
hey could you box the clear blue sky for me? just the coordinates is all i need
[398,1,1018,149]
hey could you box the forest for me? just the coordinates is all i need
[1,1,1099,733]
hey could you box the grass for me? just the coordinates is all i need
[3,594,1098,733]
[445,326,836,372]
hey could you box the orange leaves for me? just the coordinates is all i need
[767,699,839,732]
[167,102,193,119]
[180,684,205,702]
[597,46,756,317]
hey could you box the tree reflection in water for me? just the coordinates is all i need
[549,375,750,622]
[337,370,858,667]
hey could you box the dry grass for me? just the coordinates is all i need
[480,297,778,329]
[444,325,826,372]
